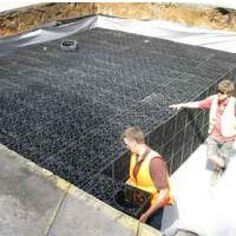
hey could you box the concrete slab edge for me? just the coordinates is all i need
[0,143,161,236]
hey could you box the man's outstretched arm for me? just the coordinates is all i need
[169,101,200,110]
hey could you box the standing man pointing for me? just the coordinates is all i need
[170,79,236,183]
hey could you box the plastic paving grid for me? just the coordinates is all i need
[1,28,236,221]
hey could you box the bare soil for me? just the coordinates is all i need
[0,3,236,38]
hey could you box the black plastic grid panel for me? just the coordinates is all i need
[1,27,236,223]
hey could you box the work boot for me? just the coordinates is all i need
[210,167,223,186]
[222,156,229,172]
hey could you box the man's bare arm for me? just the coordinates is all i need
[139,188,169,223]
[169,101,200,110]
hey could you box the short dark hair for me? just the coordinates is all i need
[121,126,145,144]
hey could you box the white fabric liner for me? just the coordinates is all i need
[162,145,236,236]
[97,16,236,53]
[1,15,236,54]
[1,15,236,235]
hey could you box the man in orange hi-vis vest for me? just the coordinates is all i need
[122,126,173,229]
[170,79,236,185]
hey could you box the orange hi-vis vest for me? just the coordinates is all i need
[126,153,173,206]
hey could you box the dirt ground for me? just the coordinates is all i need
[0,3,236,38]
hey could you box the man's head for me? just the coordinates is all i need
[121,126,145,153]
[217,80,235,101]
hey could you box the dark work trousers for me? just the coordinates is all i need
[146,207,164,230]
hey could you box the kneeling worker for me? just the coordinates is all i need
[122,126,173,229]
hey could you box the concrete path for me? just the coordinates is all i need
[0,144,160,236]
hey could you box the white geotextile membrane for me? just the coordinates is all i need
[97,15,236,53]
[162,145,236,236]
[1,15,236,54]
